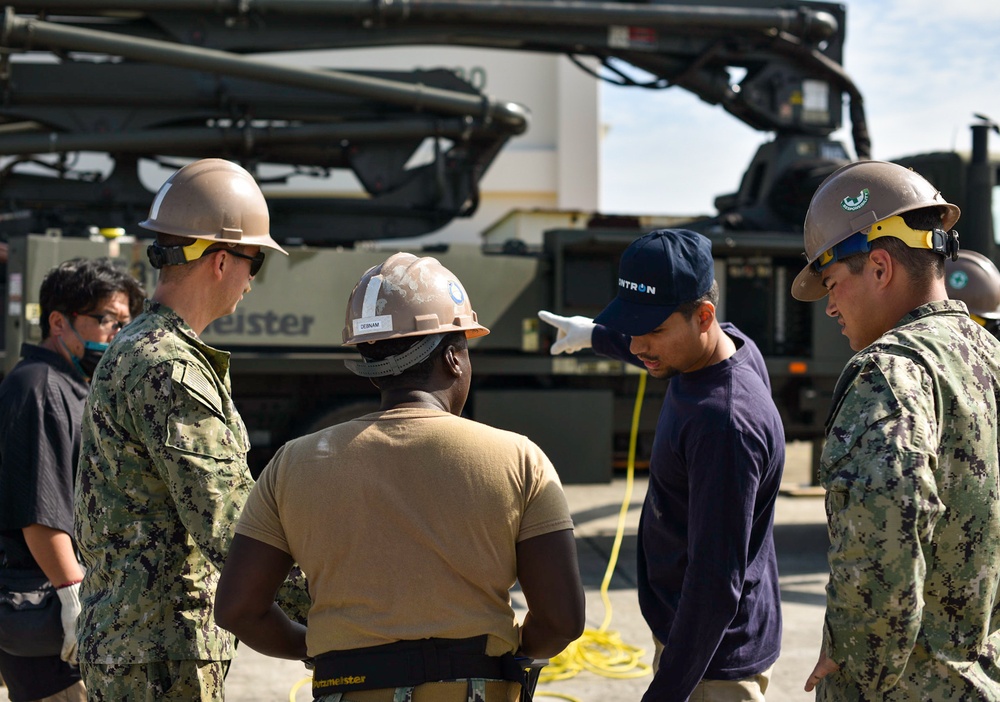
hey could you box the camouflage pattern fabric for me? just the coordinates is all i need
[279,563,312,626]
[79,658,229,701]
[817,300,1000,700]
[75,300,252,665]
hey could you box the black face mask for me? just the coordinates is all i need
[61,326,109,380]
[75,341,108,378]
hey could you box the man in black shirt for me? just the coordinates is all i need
[0,258,143,702]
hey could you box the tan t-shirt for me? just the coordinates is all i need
[236,407,574,658]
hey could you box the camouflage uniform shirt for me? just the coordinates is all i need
[818,299,1000,700]
[74,300,252,665]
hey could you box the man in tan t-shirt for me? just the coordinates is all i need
[215,252,585,701]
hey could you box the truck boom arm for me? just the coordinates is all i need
[0,0,868,243]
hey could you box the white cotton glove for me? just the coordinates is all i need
[538,310,596,355]
[56,582,81,666]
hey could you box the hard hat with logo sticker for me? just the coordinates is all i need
[342,252,489,377]
[945,249,1000,320]
[141,158,288,259]
[791,160,961,301]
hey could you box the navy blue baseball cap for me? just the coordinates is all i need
[595,229,714,336]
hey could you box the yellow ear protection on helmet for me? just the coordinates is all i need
[147,238,264,275]
[814,215,960,272]
[969,313,1000,338]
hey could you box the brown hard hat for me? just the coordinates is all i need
[139,158,287,255]
[342,252,490,346]
[945,250,1000,320]
[792,160,960,301]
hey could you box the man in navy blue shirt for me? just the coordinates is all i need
[539,229,784,701]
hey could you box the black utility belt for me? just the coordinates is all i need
[311,636,525,698]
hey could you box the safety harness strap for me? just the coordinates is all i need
[311,636,528,700]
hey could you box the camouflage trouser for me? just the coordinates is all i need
[315,679,521,702]
[78,659,231,702]
[276,563,311,625]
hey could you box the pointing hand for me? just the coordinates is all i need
[538,310,596,355]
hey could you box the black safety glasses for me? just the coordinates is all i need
[206,247,265,276]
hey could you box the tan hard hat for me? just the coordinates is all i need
[791,160,960,301]
[342,252,490,345]
[945,250,1000,320]
[139,158,288,255]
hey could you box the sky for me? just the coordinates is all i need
[598,0,1000,217]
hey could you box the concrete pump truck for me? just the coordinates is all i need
[0,1,994,482]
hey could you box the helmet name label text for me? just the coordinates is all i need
[353,315,393,336]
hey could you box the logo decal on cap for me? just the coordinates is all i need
[618,278,656,295]
[841,188,870,212]
[448,281,465,304]
[948,271,969,290]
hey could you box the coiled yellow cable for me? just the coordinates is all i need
[536,373,652,700]
[289,674,310,701]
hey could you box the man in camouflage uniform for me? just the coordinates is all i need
[791,160,1000,700]
[74,159,291,700]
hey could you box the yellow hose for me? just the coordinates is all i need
[289,674,311,701]
[536,373,652,700]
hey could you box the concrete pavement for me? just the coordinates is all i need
[2,443,829,701]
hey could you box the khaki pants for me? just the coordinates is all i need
[27,681,87,702]
[653,637,773,702]
[79,659,230,702]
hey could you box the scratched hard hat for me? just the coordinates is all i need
[342,252,489,345]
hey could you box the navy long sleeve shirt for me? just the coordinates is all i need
[593,322,784,701]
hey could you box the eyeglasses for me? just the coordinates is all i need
[76,313,129,332]
[147,239,266,276]
[205,247,265,276]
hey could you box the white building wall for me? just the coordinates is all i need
[258,46,600,246]
[556,57,600,211]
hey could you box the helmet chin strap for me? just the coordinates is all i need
[344,333,446,378]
